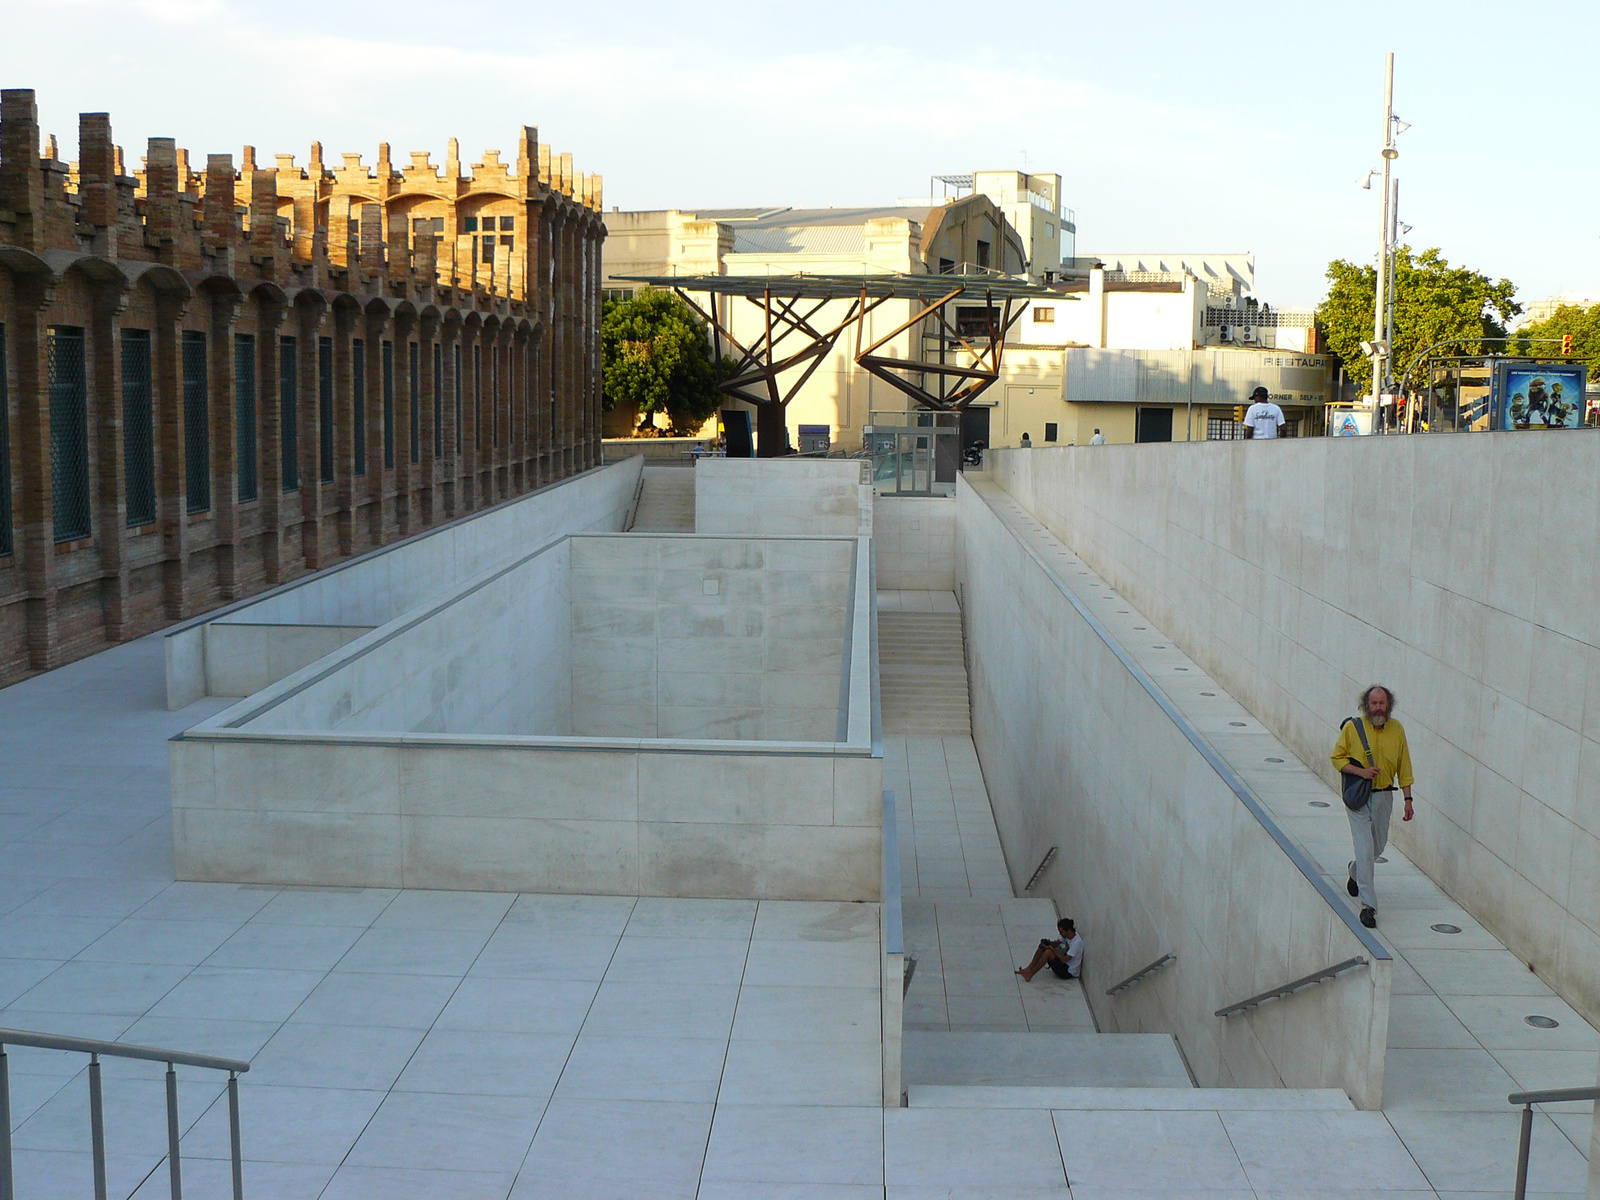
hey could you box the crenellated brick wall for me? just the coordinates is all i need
[0,89,607,685]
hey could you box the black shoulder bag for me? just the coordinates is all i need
[1340,716,1375,811]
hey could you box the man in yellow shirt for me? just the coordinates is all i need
[1330,684,1415,928]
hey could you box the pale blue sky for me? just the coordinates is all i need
[6,0,1596,308]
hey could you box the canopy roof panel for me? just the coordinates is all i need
[615,272,1072,303]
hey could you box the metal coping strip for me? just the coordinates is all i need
[163,456,638,637]
[967,477,1390,961]
[882,789,903,956]
[1214,956,1369,1018]
[0,1027,249,1074]
[868,540,883,758]
[836,538,861,744]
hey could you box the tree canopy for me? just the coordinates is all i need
[1512,303,1600,383]
[1317,247,1520,394]
[601,289,727,435]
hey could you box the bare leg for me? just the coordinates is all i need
[1017,942,1052,981]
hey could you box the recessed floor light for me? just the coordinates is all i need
[1525,1015,1560,1029]
[1153,645,1166,649]
[1200,691,1216,696]
[1309,801,1330,808]
[1134,626,1146,630]
[1265,757,1284,763]
[1431,923,1461,934]
[1229,721,1246,727]
[1174,667,1188,671]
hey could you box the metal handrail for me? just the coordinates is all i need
[0,1027,251,1200]
[1508,1087,1600,1200]
[1214,957,1368,1018]
[1107,952,1176,997]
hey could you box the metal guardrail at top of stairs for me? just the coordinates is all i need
[0,1026,251,1200]
[1106,952,1177,998]
[1213,956,1369,1018]
[1507,1086,1600,1200]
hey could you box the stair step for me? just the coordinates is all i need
[906,1085,1354,1111]
[904,1031,1193,1090]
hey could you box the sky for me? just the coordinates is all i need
[5,0,1597,309]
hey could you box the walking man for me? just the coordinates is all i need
[1331,685,1415,928]
[1243,386,1286,439]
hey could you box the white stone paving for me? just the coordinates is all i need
[0,579,1588,1196]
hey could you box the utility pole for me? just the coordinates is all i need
[1373,52,1396,408]
[1386,177,1399,356]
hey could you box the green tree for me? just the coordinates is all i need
[1317,247,1520,395]
[601,290,725,435]
[1511,303,1600,383]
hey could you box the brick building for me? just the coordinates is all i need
[0,89,605,686]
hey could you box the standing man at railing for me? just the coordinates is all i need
[1332,684,1415,928]
[1243,387,1286,439]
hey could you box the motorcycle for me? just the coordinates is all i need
[962,439,986,469]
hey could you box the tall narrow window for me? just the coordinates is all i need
[492,347,500,447]
[474,344,483,450]
[381,339,395,470]
[352,338,366,476]
[121,329,155,526]
[433,343,443,459]
[234,334,258,502]
[48,326,91,542]
[409,342,420,465]
[318,336,334,483]
[182,331,210,513]
[280,336,299,492]
[453,344,462,454]
[0,324,11,556]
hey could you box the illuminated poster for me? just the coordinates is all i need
[1494,361,1588,430]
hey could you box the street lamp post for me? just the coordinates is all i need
[1373,52,1397,407]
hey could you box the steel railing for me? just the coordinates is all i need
[1106,952,1177,998]
[0,1026,251,1200]
[1508,1086,1600,1200]
[1214,956,1369,1018]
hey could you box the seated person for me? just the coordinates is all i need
[1016,918,1083,982]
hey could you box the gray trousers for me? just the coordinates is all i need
[1347,790,1394,909]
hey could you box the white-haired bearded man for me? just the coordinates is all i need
[1331,684,1415,928]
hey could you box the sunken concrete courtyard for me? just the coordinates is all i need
[0,446,1597,1199]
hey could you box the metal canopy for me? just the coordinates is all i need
[614,274,1074,447]
[616,271,1064,302]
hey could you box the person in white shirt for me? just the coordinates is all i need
[1243,387,1286,439]
[1089,429,1106,445]
[1016,918,1084,981]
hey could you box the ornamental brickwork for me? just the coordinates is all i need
[0,89,606,686]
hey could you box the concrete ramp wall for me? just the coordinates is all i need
[958,477,1391,1108]
[165,457,643,707]
[992,433,1600,1027]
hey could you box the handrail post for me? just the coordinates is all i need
[1512,1103,1533,1200]
[228,1071,244,1200]
[89,1054,108,1200]
[165,1063,182,1200]
[0,1045,14,1200]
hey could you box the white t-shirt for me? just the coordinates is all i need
[1089,433,1106,445]
[1055,933,1085,976]
[1244,401,1286,439]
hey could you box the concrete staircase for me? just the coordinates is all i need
[629,466,695,532]
[879,611,971,736]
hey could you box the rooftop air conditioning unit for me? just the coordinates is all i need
[1219,324,1234,343]
[1239,324,1256,344]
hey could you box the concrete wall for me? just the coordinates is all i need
[201,624,373,699]
[165,456,643,707]
[991,431,1600,1026]
[570,536,855,741]
[696,458,874,537]
[235,538,572,738]
[873,496,956,590]
[957,476,1391,1108]
[170,531,883,901]
[172,739,882,900]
